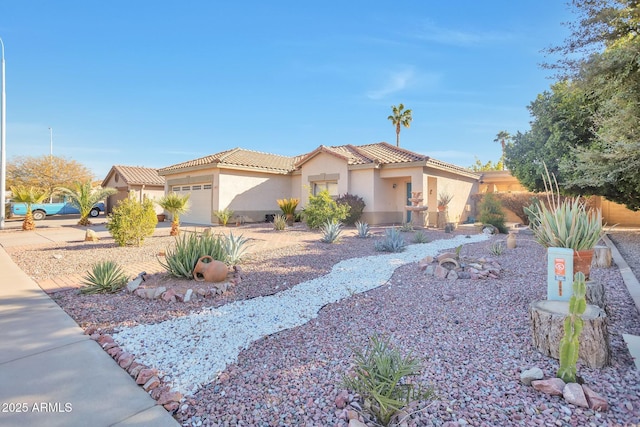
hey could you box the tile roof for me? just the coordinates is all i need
[158,142,476,178]
[158,148,298,174]
[106,165,165,186]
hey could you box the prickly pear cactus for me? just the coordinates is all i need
[557,271,587,383]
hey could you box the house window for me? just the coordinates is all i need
[313,181,338,197]
[192,185,202,190]
[181,186,190,191]
[203,184,212,190]
[172,186,181,192]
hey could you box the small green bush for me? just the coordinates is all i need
[399,222,414,232]
[80,261,128,294]
[342,335,434,426]
[106,194,158,246]
[336,193,366,225]
[303,189,350,229]
[320,220,343,243]
[478,192,508,234]
[375,228,406,252]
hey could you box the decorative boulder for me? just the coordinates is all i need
[85,229,99,242]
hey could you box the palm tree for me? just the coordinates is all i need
[387,104,413,147]
[10,186,49,231]
[57,181,117,226]
[494,131,512,170]
[157,192,190,236]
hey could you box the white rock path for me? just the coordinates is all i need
[113,233,488,396]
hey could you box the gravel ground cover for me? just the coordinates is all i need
[6,225,640,426]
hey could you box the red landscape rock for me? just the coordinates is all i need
[532,378,565,396]
[582,385,609,411]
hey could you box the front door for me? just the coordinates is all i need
[406,182,412,223]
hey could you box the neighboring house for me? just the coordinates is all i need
[101,166,166,214]
[157,142,480,226]
[478,170,640,226]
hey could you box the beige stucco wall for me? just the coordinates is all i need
[217,169,292,222]
[426,170,477,225]
[601,200,640,226]
[298,153,350,207]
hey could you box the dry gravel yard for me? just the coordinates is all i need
[5,225,640,426]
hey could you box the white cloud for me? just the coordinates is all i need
[414,21,512,47]
[366,69,415,100]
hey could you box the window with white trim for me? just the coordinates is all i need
[313,181,338,197]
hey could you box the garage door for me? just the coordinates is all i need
[172,184,213,225]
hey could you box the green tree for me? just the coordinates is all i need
[7,155,93,201]
[387,104,412,147]
[10,186,49,231]
[56,181,117,226]
[493,131,511,169]
[157,192,190,236]
[505,80,596,192]
[468,156,503,172]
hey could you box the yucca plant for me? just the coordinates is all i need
[273,214,287,231]
[157,192,191,236]
[355,220,371,238]
[413,230,429,243]
[342,335,435,426]
[375,228,406,252]
[10,185,49,231]
[80,261,129,294]
[320,220,343,243]
[159,232,225,278]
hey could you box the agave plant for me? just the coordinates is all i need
[355,220,371,238]
[527,166,604,251]
[80,261,129,294]
[374,228,406,252]
[320,220,343,243]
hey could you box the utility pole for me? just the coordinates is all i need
[0,38,6,230]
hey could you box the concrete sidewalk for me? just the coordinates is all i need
[0,227,179,426]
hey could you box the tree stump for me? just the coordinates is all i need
[529,300,610,368]
[586,281,606,311]
[593,245,612,268]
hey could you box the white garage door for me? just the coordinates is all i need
[172,184,212,225]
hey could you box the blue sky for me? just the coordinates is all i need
[1,1,572,180]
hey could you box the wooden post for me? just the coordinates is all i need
[593,245,612,268]
[529,300,610,368]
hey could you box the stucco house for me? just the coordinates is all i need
[157,142,480,226]
[101,165,166,214]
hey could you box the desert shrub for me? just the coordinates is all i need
[303,189,350,229]
[106,195,158,246]
[478,193,508,234]
[399,222,414,232]
[272,214,287,230]
[413,230,429,243]
[342,335,434,426]
[159,231,249,278]
[375,228,406,252]
[320,220,342,243]
[355,221,371,238]
[80,261,128,294]
[336,193,365,225]
[213,209,234,226]
[489,240,505,255]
